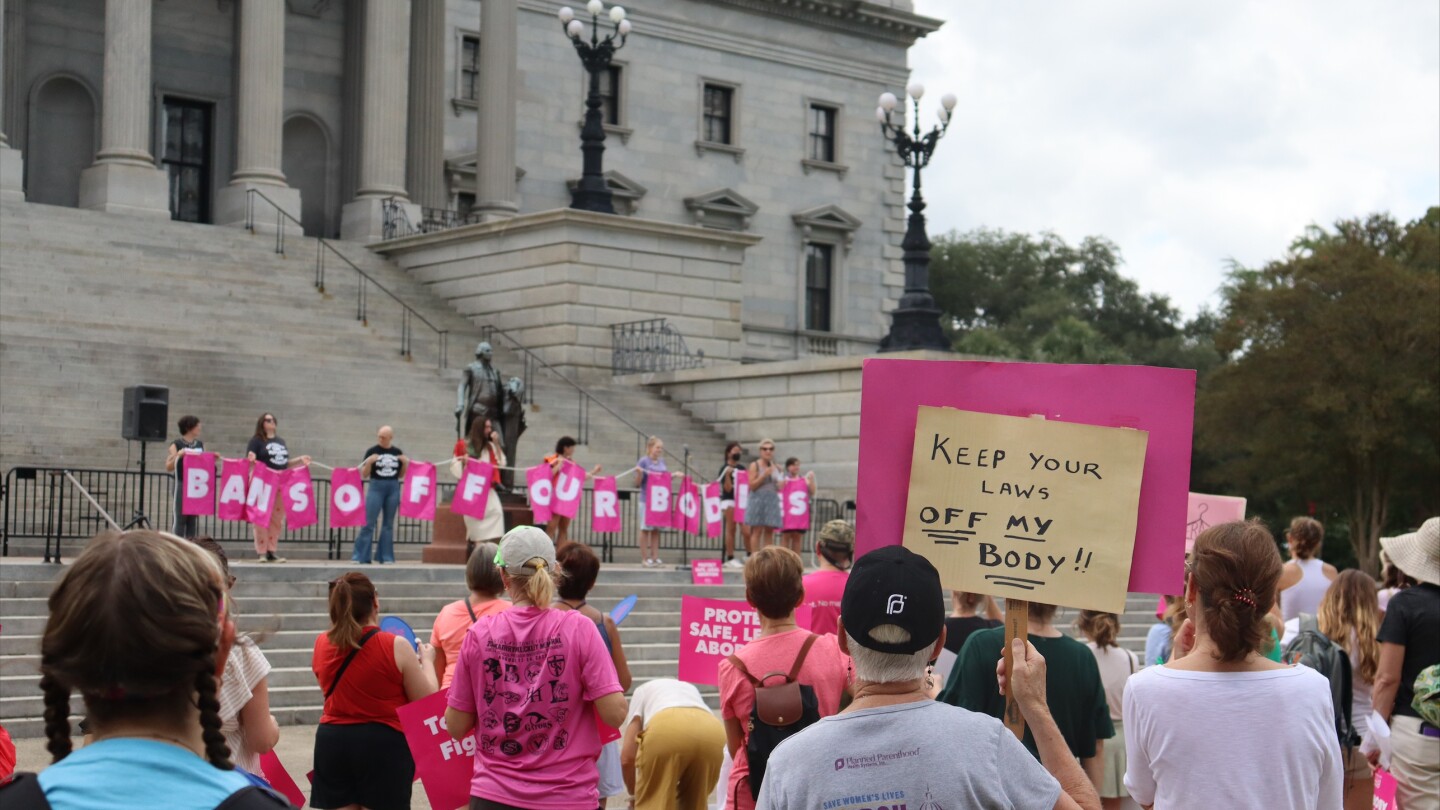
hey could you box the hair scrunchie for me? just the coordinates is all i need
[1232,588,1258,609]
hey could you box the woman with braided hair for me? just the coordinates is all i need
[0,530,283,809]
[1122,520,1343,809]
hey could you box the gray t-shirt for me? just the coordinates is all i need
[756,701,1061,810]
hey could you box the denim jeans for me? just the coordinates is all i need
[353,478,400,563]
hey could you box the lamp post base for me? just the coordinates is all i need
[879,306,949,352]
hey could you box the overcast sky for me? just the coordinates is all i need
[906,0,1440,316]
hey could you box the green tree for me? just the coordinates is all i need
[1195,209,1440,573]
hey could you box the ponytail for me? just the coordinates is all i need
[507,559,558,608]
[1076,610,1120,649]
[327,573,376,650]
[1191,521,1282,663]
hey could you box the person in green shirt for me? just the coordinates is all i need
[938,601,1114,790]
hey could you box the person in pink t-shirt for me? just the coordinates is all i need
[801,520,854,636]
[431,542,511,689]
[445,527,628,810]
[719,547,851,809]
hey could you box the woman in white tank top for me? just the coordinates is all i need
[1277,516,1338,621]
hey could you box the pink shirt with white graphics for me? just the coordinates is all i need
[448,606,622,809]
[801,569,848,636]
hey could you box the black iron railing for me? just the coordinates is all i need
[382,200,484,239]
[610,318,707,375]
[244,189,449,369]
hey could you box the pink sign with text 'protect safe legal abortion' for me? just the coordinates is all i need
[857,359,1195,597]
[678,596,811,686]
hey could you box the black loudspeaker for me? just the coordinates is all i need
[121,384,170,441]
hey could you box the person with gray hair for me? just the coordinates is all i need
[756,545,1102,810]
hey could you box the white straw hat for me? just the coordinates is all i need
[1379,518,1439,587]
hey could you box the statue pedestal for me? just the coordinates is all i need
[423,502,470,564]
[500,491,533,531]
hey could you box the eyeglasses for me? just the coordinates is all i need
[263,417,276,423]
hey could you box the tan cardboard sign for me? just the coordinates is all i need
[901,406,1149,613]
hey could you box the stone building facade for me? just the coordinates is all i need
[2,0,941,361]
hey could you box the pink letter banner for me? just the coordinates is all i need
[592,476,620,533]
[678,476,701,534]
[733,469,749,523]
[451,459,495,520]
[244,464,280,527]
[644,472,673,528]
[282,467,318,530]
[330,467,367,528]
[217,458,249,522]
[782,479,810,532]
[181,451,217,516]
[552,460,585,519]
[397,688,475,810]
[703,481,724,538]
[526,463,554,524]
[400,462,437,521]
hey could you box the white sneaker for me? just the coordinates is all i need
[653,558,664,567]
[642,558,655,568]
[724,558,744,569]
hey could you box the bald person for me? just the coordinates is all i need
[352,425,409,564]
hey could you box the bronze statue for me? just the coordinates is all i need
[500,376,528,488]
[456,342,504,443]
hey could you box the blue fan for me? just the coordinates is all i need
[609,594,639,625]
[380,616,419,651]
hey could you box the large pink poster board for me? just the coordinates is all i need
[857,359,1195,596]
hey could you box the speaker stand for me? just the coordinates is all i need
[124,441,153,530]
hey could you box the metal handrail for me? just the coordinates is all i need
[62,471,121,532]
[244,189,450,369]
[610,318,707,375]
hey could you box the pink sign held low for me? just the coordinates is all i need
[217,458,249,522]
[692,559,723,586]
[552,460,586,519]
[678,596,812,685]
[181,452,217,517]
[282,466,318,530]
[644,471,673,528]
[782,479,810,532]
[451,459,494,520]
[259,750,307,808]
[397,688,475,810]
[592,476,620,532]
[526,463,554,524]
[703,481,724,538]
[1373,767,1397,809]
[400,462,438,521]
[329,467,368,528]
[733,470,749,523]
[245,464,281,527]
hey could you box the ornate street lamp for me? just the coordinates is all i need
[559,1,631,214]
[877,82,956,352]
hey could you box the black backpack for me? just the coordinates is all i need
[1281,613,1359,748]
[0,773,293,810]
[727,633,823,800]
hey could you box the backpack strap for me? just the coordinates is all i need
[726,653,760,686]
[786,634,819,682]
[326,628,381,699]
[0,772,50,810]
[465,597,478,624]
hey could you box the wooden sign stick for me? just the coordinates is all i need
[1003,413,1051,740]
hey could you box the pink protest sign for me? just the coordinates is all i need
[181,452,217,516]
[217,458,249,521]
[451,459,494,520]
[782,479,810,532]
[1373,767,1397,809]
[692,559,723,586]
[526,463,554,524]
[259,750,306,808]
[703,481,724,538]
[644,472,673,528]
[678,596,813,685]
[592,476,621,532]
[857,359,1195,596]
[329,467,368,528]
[734,469,749,523]
[552,460,586,519]
[282,466,318,530]
[397,688,475,810]
[400,462,438,521]
[244,464,280,527]
[678,477,701,534]
[1186,492,1246,552]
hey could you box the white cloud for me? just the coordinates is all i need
[908,0,1440,315]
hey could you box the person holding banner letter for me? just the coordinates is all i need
[776,456,815,555]
[430,542,510,689]
[635,436,668,568]
[166,414,204,538]
[245,412,310,563]
[452,416,507,547]
[444,526,628,810]
[352,425,409,565]
[719,443,754,569]
[544,436,602,548]
[1123,521,1342,809]
[311,572,438,810]
[743,440,783,550]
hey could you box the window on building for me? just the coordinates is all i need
[703,84,733,145]
[808,104,836,163]
[598,65,622,126]
[460,35,480,102]
[805,243,834,332]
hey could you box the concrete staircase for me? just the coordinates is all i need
[0,201,730,557]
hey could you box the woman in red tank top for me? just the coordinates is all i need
[310,572,438,810]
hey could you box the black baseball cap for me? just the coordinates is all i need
[840,545,945,654]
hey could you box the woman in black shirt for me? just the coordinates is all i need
[245,412,310,563]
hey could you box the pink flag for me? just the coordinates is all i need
[643,471,673,528]
[329,467,367,528]
[400,462,437,521]
[216,458,249,522]
[592,476,621,533]
[703,481,724,538]
[678,476,701,534]
[181,452,217,517]
[526,463,554,524]
[733,469,749,523]
[451,459,495,520]
[282,466,318,530]
[782,478,810,532]
[244,464,280,527]
[552,460,586,519]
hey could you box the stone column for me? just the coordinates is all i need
[473,0,518,220]
[215,0,301,229]
[0,0,25,201]
[406,0,445,210]
[78,0,170,216]
[341,0,416,241]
